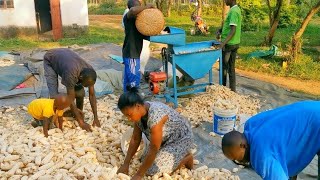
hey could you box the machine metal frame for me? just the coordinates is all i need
[148,27,223,107]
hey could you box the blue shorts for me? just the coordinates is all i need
[123,58,141,92]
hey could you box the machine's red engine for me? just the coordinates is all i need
[149,72,167,94]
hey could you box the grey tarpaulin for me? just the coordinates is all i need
[97,69,123,91]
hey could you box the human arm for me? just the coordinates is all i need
[219,25,236,49]
[67,88,91,131]
[42,118,50,137]
[58,116,63,131]
[88,85,100,127]
[126,4,154,19]
[117,124,142,175]
[133,115,168,179]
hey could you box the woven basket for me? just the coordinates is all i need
[136,9,165,36]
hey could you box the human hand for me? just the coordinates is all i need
[92,118,101,127]
[215,29,222,40]
[117,164,129,175]
[217,43,225,51]
[79,122,92,132]
[131,174,143,180]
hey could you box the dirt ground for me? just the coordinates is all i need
[90,15,320,97]
[90,15,124,30]
[236,69,320,96]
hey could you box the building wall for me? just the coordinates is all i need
[60,0,89,26]
[60,0,89,37]
[0,0,37,27]
[0,0,89,38]
[0,0,37,38]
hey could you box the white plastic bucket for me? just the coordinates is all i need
[213,104,238,135]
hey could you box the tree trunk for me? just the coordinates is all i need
[156,0,161,9]
[167,0,172,17]
[263,0,283,46]
[290,1,320,63]
[197,0,202,17]
[266,0,273,27]
[222,0,230,23]
[177,0,181,15]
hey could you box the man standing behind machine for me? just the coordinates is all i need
[43,48,100,131]
[216,0,242,92]
[122,0,154,92]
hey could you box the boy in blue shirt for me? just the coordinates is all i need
[222,101,320,180]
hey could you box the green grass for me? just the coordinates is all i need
[88,2,126,15]
[59,26,124,46]
[0,26,124,51]
[0,13,319,82]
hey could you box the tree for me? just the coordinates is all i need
[197,0,202,17]
[221,0,230,23]
[290,1,320,63]
[167,0,173,17]
[263,0,284,46]
[156,0,167,16]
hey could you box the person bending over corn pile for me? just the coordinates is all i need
[43,48,100,132]
[116,87,194,180]
[27,95,71,137]
[222,101,320,180]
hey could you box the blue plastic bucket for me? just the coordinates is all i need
[213,106,238,135]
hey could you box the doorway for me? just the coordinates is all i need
[34,0,52,33]
[34,0,62,40]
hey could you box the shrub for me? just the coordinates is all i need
[240,4,267,31]
[278,5,299,28]
[286,55,320,80]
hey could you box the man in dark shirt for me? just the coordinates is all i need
[122,0,153,91]
[43,48,100,131]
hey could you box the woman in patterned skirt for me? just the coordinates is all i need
[116,87,194,179]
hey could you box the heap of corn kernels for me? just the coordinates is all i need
[179,85,261,127]
[0,85,261,179]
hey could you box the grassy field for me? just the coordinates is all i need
[0,14,319,81]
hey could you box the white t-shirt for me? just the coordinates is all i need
[122,8,129,29]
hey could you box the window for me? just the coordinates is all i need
[0,0,14,9]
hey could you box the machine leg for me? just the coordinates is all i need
[209,68,213,85]
[219,50,223,85]
[163,48,169,87]
[318,152,320,180]
[172,58,178,108]
[165,60,168,87]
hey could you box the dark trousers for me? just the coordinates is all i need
[43,58,85,110]
[222,44,239,92]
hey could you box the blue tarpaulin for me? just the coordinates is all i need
[0,64,32,91]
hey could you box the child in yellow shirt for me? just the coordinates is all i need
[28,95,71,137]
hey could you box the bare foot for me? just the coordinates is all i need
[171,153,194,174]
[184,153,194,170]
